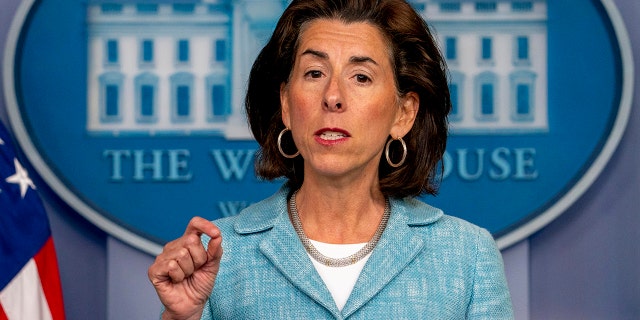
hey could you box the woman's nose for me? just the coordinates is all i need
[323,77,344,112]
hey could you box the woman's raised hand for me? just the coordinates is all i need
[148,217,223,320]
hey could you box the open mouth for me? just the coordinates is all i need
[319,131,348,140]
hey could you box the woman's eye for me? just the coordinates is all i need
[305,70,323,78]
[355,74,371,83]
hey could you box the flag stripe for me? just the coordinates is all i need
[0,259,53,320]
[0,302,8,320]
[34,238,65,320]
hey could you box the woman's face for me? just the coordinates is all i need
[280,19,418,182]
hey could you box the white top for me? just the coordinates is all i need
[307,240,371,311]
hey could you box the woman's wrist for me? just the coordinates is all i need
[161,309,203,320]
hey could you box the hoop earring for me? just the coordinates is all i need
[278,128,300,159]
[385,137,407,168]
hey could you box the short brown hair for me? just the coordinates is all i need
[246,0,451,198]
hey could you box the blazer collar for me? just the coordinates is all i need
[233,185,444,316]
[233,186,443,233]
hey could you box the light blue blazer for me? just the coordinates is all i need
[200,185,513,319]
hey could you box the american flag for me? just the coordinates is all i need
[0,121,65,320]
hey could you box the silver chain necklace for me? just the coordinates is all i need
[288,190,391,267]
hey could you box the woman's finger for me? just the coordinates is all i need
[184,217,220,240]
[206,231,223,262]
[173,247,196,279]
[165,257,187,283]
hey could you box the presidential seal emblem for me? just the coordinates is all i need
[4,0,632,254]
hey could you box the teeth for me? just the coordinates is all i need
[320,131,346,140]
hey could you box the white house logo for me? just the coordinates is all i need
[3,0,632,254]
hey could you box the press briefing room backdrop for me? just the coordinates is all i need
[1,0,638,319]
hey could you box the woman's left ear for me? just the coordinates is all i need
[392,92,419,137]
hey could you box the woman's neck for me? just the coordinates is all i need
[293,180,387,244]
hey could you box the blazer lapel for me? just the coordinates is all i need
[341,198,440,317]
[258,211,341,317]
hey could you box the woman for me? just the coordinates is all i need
[148,0,513,319]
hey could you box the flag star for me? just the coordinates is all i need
[6,158,36,198]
